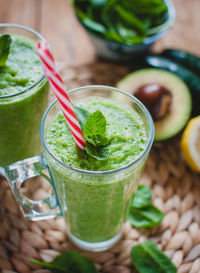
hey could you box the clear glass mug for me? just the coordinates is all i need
[0,24,49,166]
[0,86,154,252]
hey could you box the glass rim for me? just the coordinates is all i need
[40,85,155,175]
[0,23,46,99]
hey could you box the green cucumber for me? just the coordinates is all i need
[142,55,200,116]
[162,49,200,76]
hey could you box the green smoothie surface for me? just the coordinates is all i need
[0,34,43,96]
[47,97,147,171]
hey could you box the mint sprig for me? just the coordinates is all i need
[84,110,107,144]
[85,143,108,160]
[75,107,109,160]
[74,105,90,131]
[0,34,12,67]
[85,134,109,147]
[84,110,109,160]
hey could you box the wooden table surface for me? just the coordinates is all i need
[1,0,200,65]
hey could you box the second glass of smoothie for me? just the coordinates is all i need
[0,24,49,166]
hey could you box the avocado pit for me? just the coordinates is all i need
[134,83,172,121]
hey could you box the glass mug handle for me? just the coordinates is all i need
[0,154,62,220]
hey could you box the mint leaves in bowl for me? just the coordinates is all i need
[73,0,175,61]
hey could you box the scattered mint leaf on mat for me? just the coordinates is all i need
[128,185,164,228]
[86,142,108,160]
[128,205,164,228]
[30,250,98,273]
[131,240,177,273]
[74,105,90,131]
[0,34,12,67]
[131,185,152,208]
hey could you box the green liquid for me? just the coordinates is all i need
[0,35,43,96]
[0,35,49,166]
[46,97,147,242]
[47,97,146,171]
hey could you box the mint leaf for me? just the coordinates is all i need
[128,205,164,228]
[84,110,106,140]
[131,185,152,208]
[128,185,164,228]
[131,241,177,273]
[86,134,109,147]
[30,259,69,272]
[0,34,11,67]
[30,250,97,273]
[86,143,108,160]
[73,106,90,131]
[90,0,108,7]
[79,110,109,159]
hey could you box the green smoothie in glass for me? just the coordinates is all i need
[0,24,49,166]
[46,95,148,245]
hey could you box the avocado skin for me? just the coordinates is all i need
[162,49,200,77]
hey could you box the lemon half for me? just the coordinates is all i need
[181,116,200,172]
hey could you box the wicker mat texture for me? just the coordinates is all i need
[0,62,200,273]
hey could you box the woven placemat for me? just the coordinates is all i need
[1,62,200,273]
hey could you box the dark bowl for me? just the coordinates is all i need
[77,0,175,62]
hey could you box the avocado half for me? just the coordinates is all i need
[116,68,192,141]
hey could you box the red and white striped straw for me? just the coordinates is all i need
[37,41,86,150]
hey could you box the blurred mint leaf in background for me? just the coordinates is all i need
[0,34,12,67]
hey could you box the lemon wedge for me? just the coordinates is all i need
[181,116,200,172]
